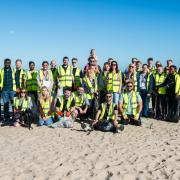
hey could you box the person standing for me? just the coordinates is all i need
[137,64,153,117]
[50,60,59,97]
[157,65,180,122]
[106,61,122,106]
[25,61,38,103]
[58,57,73,93]
[14,59,26,94]
[0,59,16,123]
[153,65,167,119]
[123,64,138,91]
[71,58,83,91]
[37,61,54,94]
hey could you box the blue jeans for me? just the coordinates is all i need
[39,117,53,126]
[140,90,149,116]
[112,92,120,106]
[2,90,15,119]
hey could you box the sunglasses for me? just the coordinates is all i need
[127,85,133,87]
[112,64,117,66]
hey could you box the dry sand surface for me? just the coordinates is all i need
[0,118,180,180]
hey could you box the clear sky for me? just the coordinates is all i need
[0,0,180,70]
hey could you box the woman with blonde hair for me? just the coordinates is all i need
[38,86,54,126]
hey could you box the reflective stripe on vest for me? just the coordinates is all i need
[14,97,31,111]
[155,73,166,94]
[122,91,139,116]
[84,76,98,100]
[107,72,121,93]
[13,69,26,88]
[124,72,137,91]
[74,67,81,87]
[0,68,16,91]
[26,70,38,91]
[57,96,73,112]
[99,102,115,121]
[72,92,86,107]
[58,66,73,87]
[41,96,53,117]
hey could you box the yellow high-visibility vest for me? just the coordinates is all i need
[58,66,73,87]
[99,102,116,121]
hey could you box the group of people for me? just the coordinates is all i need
[0,49,179,132]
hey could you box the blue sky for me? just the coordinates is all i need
[0,0,180,70]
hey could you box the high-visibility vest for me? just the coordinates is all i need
[14,96,31,111]
[155,73,167,95]
[73,67,82,87]
[107,71,121,93]
[26,70,38,91]
[51,68,59,90]
[122,91,139,117]
[13,68,26,89]
[148,66,156,73]
[40,96,53,118]
[72,92,87,107]
[124,72,137,91]
[57,95,74,112]
[99,102,116,121]
[58,66,73,87]
[38,69,54,92]
[139,72,151,91]
[83,76,98,100]
[0,68,16,91]
[174,73,180,95]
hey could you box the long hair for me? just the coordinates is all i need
[110,60,119,73]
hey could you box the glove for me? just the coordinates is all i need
[57,111,63,117]
[66,112,71,117]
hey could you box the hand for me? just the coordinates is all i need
[92,120,98,126]
[122,114,128,120]
[147,93,151,97]
[16,88,20,93]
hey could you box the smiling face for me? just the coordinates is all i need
[42,87,48,96]
[126,82,134,92]
[29,63,35,71]
[50,60,56,68]
[64,90,71,99]
[42,62,49,71]
[16,60,22,69]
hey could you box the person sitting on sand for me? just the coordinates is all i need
[38,86,54,126]
[72,86,89,121]
[119,80,142,126]
[13,88,33,127]
[91,92,123,133]
[56,87,76,128]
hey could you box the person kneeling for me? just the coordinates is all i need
[92,92,122,133]
[119,80,142,126]
[13,89,33,128]
[56,88,76,128]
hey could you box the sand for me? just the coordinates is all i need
[0,118,180,180]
